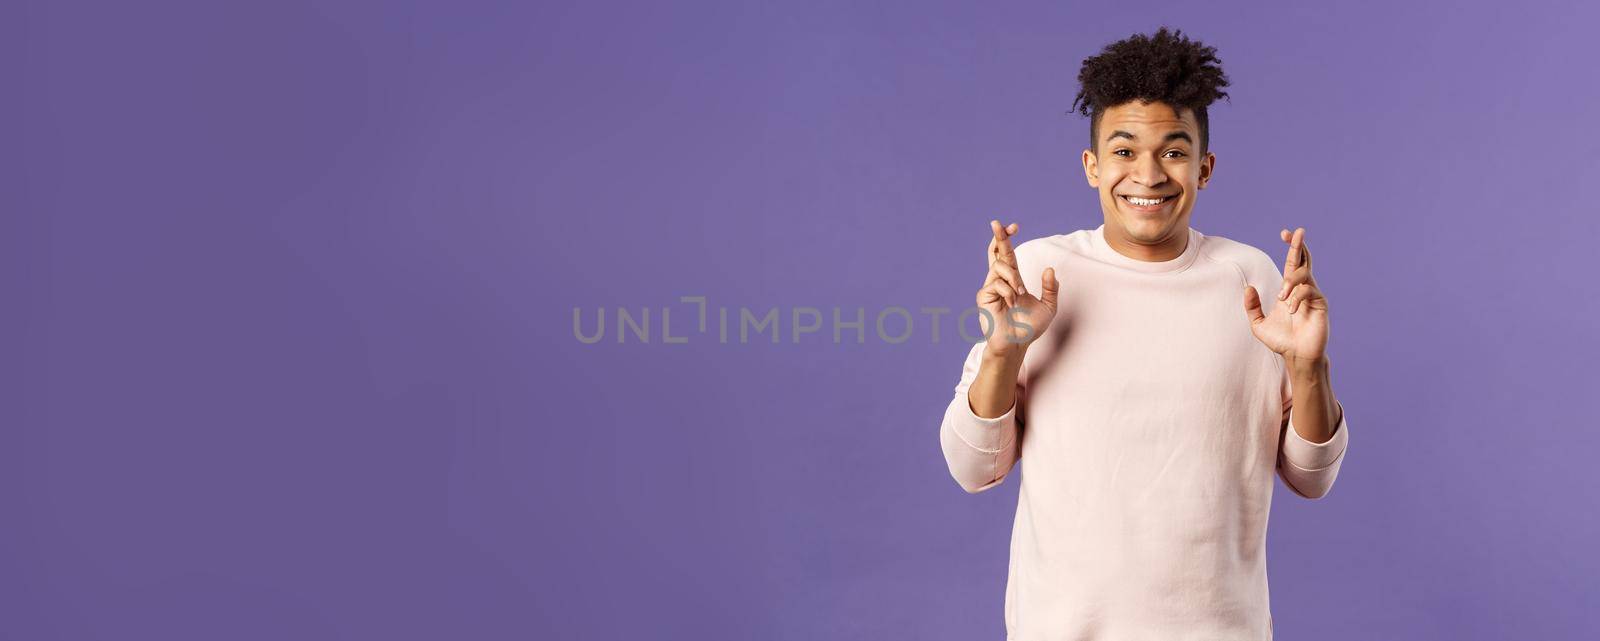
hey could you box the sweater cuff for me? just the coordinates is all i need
[948,391,1017,454]
[1282,401,1349,471]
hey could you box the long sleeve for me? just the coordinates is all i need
[1276,367,1350,499]
[939,342,1025,494]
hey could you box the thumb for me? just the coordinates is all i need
[1039,267,1060,312]
[1242,285,1266,325]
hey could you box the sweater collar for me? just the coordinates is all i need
[1089,224,1203,274]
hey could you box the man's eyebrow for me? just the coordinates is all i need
[1105,130,1194,144]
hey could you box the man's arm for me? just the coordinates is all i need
[1245,227,1351,500]
[969,346,1026,419]
[1278,356,1350,499]
[1287,356,1342,444]
[939,343,1024,494]
[939,220,1057,494]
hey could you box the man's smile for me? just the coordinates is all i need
[1119,193,1178,212]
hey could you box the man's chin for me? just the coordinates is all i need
[1119,215,1173,242]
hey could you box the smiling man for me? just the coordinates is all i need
[938,28,1350,639]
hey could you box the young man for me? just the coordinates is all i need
[938,28,1349,639]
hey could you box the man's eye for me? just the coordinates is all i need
[1114,149,1132,157]
[1164,150,1187,158]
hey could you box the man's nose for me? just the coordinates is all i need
[1131,155,1167,187]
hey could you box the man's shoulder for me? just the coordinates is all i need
[1197,230,1280,280]
[1013,229,1094,265]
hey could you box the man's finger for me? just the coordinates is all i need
[1039,267,1060,313]
[1278,261,1316,300]
[989,221,1009,267]
[1243,285,1266,325]
[977,280,1002,306]
[1286,282,1320,314]
[991,280,1017,307]
[1284,227,1305,271]
[1280,269,1308,300]
[991,259,1026,296]
[991,220,1016,244]
[989,220,1019,268]
[1278,227,1309,299]
[989,221,1002,265]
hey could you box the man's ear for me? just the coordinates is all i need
[1197,151,1216,189]
[1082,149,1100,188]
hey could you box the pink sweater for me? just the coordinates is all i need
[940,224,1349,640]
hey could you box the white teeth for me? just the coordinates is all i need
[1125,196,1166,206]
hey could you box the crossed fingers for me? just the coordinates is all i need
[1276,227,1321,313]
[986,220,1025,305]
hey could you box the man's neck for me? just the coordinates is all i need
[1103,224,1190,262]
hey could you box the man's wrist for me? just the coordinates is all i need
[1286,354,1330,380]
[983,344,1028,369]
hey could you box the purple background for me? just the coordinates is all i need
[9,0,1598,639]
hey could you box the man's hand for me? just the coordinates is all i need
[977,220,1059,357]
[1243,227,1328,364]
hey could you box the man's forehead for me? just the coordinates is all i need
[1101,101,1197,131]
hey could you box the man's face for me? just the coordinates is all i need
[1081,101,1215,251]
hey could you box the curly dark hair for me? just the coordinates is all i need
[1071,27,1230,153]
